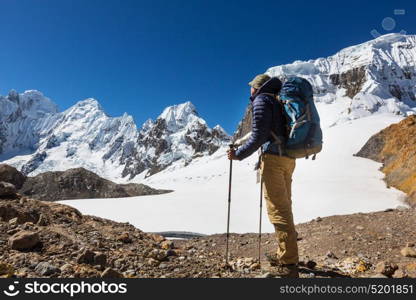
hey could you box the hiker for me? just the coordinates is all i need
[227,74,299,278]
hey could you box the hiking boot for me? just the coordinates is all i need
[270,264,299,278]
[264,252,299,278]
[264,252,280,266]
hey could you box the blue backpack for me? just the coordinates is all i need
[271,76,323,159]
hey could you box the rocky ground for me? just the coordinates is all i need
[0,164,171,201]
[0,182,415,278]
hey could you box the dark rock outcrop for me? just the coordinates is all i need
[19,167,171,201]
[122,118,230,179]
[233,103,252,142]
[356,115,416,207]
[330,66,367,99]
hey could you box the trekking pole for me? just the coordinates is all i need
[258,152,263,265]
[258,174,263,265]
[225,143,234,266]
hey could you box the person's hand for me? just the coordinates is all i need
[227,148,239,160]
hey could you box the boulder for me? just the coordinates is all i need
[35,262,61,276]
[0,164,26,189]
[101,268,123,278]
[374,261,398,277]
[0,182,17,198]
[400,247,416,258]
[161,240,174,250]
[8,231,40,250]
[77,249,107,268]
[93,253,107,268]
[77,249,96,265]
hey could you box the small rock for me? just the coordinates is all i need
[406,242,415,248]
[400,247,416,258]
[370,273,388,278]
[396,205,408,211]
[326,251,338,259]
[356,225,364,230]
[392,269,408,278]
[36,214,49,226]
[161,240,174,250]
[77,249,96,265]
[124,270,136,277]
[0,181,17,197]
[306,260,317,269]
[7,228,20,235]
[101,268,123,278]
[35,262,61,276]
[60,264,74,273]
[116,232,132,243]
[8,217,18,225]
[150,234,165,243]
[375,261,398,277]
[315,217,322,222]
[147,258,160,266]
[0,262,14,278]
[356,260,371,272]
[8,231,40,250]
[257,272,273,278]
[93,253,107,268]
[148,249,168,261]
[325,258,338,265]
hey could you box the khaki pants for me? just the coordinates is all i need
[261,153,298,265]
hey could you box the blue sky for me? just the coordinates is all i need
[0,0,415,133]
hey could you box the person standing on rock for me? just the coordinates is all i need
[227,74,299,278]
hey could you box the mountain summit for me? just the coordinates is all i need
[267,33,416,121]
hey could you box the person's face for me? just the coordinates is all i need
[250,87,257,96]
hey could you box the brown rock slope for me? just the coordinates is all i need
[356,115,416,207]
[1,186,415,278]
[0,164,171,201]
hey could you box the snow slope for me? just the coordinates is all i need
[60,104,406,234]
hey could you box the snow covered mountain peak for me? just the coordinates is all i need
[264,33,416,127]
[71,98,105,112]
[1,89,58,119]
[157,101,203,131]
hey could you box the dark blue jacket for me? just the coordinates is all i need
[235,78,286,160]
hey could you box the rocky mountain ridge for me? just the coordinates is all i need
[0,92,230,180]
[0,164,170,201]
